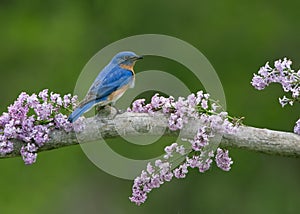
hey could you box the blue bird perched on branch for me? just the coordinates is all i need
[68,51,143,123]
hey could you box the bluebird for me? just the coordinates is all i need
[68,51,143,123]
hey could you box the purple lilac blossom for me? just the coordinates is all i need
[0,140,14,155]
[129,160,174,206]
[26,93,39,108]
[0,89,79,164]
[128,99,147,113]
[173,163,188,178]
[251,58,299,100]
[20,143,37,165]
[251,58,300,135]
[38,89,49,102]
[215,148,233,171]
[188,127,209,151]
[198,158,213,173]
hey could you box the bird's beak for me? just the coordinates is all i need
[132,55,143,61]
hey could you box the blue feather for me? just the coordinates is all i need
[89,66,134,99]
[68,101,96,123]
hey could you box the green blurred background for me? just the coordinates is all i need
[1,0,300,213]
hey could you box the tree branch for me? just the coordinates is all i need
[1,112,300,159]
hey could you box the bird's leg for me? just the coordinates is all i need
[109,103,125,118]
[108,99,126,114]
[107,104,118,119]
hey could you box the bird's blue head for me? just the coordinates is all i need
[111,51,143,69]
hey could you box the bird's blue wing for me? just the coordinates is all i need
[85,65,134,102]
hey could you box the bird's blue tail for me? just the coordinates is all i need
[68,101,96,123]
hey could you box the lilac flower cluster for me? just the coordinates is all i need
[215,148,233,171]
[128,91,238,133]
[130,140,233,205]
[0,89,82,164]
[128,91,238,205]
[251,58,300,134]
[129,160,173,205]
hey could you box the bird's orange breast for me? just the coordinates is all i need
[120,63,136,74]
